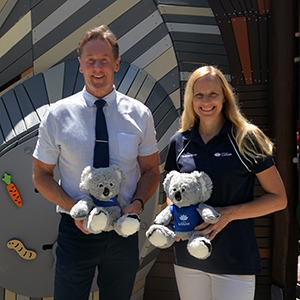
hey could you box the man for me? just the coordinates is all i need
[32,25,160,300]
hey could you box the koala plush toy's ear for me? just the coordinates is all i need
[79,165,93,192]
[111,164,126,189]
[163,170,178,197]
[191,171,213,201]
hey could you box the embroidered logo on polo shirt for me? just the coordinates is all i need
[214,152,232,157]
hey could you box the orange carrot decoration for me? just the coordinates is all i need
[2,173,22,207]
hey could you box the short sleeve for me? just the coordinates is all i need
[32,108,60,165]
[137,107,158,157]
[164,135,179,172]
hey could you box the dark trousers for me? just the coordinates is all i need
[54,214,139,300]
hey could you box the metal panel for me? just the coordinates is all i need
[0,11,31,58]
[33,0,114,60]
[158,67,180,95]
[33,0,140,74]
[0,0,9,12]
[63,59,80,98]
[132,35,172,69]
[109,0,157,38]
[145,83,168,113]
[174,41,226,55]
[14,83,40,130]
[168,88,181,110]
[43,62,65,104]
[247,15,261,84]
[177,51,228,67]
[144,47,177,81]
[217,18,244,85]
[0,0,30,38]
[157,116,179,151]
[31,0,67,28]
[0,33,31,74]
[170,31,224,45]
[114,61,130,89]
[231,17,252,84]
[258,15,269,84]
[32,0,90,44]
[0,97,16,143]
[157,4,213,17]
[121,24,169,64]
[0,0,18,28]
[166,22,220,35]
[117,65,139,95]
[155,0,210,7]
[135,75,156,104]
[73,72,84,94]
[22,73,49,119]
[152,96,175,126]
[0,50,33,88]
[118,10,164,56]
[155,107,178,141]
[2,90,27,137]
[126,69,147,99]
[162,14,217,25]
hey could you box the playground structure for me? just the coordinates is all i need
[0,1,298,299]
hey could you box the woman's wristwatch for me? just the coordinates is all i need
[130,198,144,214]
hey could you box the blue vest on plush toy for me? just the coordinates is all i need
[91,195,118,207]
[170,204,201,232]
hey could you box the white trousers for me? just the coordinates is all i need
[174,265,255,300]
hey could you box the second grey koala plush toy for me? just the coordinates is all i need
[146,170,220,259]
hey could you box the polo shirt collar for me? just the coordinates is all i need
[83,86,116,107]
[183,118,232,142]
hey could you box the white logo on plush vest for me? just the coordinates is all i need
[178,214,190,226]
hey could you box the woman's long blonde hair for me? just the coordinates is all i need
[180,65,273,160]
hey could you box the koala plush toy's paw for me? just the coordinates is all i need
[70,199,93,220]
[187,232,212,259]
[115,214,140,238]
[86,207,108,234]
[146,224,176,249]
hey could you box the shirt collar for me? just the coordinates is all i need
[83,86,116,107]
[183,118,232,141]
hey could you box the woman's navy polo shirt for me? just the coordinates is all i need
[164,119,274,275]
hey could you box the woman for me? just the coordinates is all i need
[164,66,287,300]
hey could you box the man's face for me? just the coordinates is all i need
[79,39,120,99]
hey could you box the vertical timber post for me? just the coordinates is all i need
[269,0,299,299]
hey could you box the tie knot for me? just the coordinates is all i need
[95,99,106,109]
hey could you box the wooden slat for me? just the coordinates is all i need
[259,248,271,258]
[258,15,269,84]
[231,17,253,84]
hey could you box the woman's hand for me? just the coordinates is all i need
[194,206,234,240]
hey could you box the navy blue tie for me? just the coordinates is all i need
[93,99,109,168]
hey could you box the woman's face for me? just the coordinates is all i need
[192,74,225,124]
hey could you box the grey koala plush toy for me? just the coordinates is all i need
[70,164,140,237]
[146,170,220,259]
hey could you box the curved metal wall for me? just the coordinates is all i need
[0,0,280,299]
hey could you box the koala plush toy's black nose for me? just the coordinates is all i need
[103,187,110,197]
[175,191,182,201]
